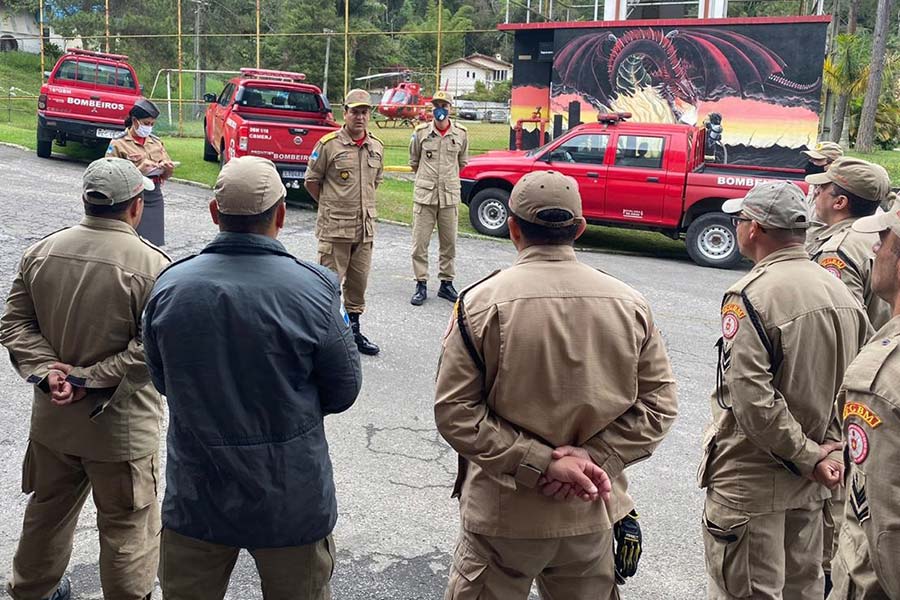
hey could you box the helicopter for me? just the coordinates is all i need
[354,70,436,128]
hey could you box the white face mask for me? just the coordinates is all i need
[136,123,153,137]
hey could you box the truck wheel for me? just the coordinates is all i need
[469,188,510,237]
[203,130,218,162]
[219,142,227,167]
[36,130,52,158]
[685,213,742,269]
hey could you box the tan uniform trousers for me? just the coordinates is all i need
[317,240,373,314]
[823,490,845,575]
[411,203,458,282]
[159,529,335,600]
[444,528,618,600]
[7,440,159,600]
[703,497,824,600]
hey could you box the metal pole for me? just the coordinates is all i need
[256,0,261,68]
[549,0,554,19]
[105,0,110,52]
[344,0,349,99]
[435,0,443,91]
[527,0,531,22]
[323,29,332,99]
[38,0,45,85]
[593,0,598,20]
[166,71,173,125]
[538,0,543,17]
[194,1,201,105]
[505,0,510,23]
[177,0,184,135]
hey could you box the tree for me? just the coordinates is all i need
[855,0,894,151]
[823,33,869,144]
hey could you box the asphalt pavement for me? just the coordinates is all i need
[0,144,741,599]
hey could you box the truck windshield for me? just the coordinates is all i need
[237,86,323,112]
[525,139,554,157]
[55,59,136,89]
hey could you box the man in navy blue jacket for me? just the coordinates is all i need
[143,156,362,600]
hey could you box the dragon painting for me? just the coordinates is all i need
[553,28,821,123]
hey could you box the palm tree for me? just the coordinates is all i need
[855,0,895,152]
[823,33,869,145]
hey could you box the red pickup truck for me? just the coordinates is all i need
[37,48,142,158]
[203,68,339,188]
[461,114,809,268]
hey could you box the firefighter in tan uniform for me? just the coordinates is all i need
[408,90,468,305]
[803,141,844,246]
[700,181,870,600]
[434,170,678,600]
[305,89,384,355]
[106,98,174,246]
[806,157,892,331]
[827,207,900,600]
[0,158,170,600]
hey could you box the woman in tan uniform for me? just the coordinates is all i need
[107,98,174,245]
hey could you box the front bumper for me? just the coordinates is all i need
[461,178,476,205]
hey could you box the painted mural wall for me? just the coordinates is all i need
[509,18,829,167]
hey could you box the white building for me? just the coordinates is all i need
[440,53,512,97]
[0,9,80,54]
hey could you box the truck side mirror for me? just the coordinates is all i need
[204,93,218,103]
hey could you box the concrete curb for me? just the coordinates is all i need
[0,141,29,152]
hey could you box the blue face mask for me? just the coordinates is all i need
[433,107,449,122]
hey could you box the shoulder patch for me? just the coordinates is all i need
[819,256,847,279]
[721,302,746,340]
[843,402,883,428]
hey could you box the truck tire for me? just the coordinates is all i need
[469,188,511,237]
[203,128,218,162]
[685,212,742,269]
[219,142,227,167]
[36,130,52,158]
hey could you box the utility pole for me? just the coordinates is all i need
[194,0,201,109]
[323,29,333,100]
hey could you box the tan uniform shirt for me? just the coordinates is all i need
[306,127,384,242]
[807,218,891,331]
[699,246,870,513]
[107,131,172,177]
[833,316,900,598]
[434,245,678,539]
[409,121,468,206]
[0,217,170,462]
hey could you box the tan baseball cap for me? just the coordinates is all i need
[721,180,810,229]
[344,89,372,108]
[432,90,454,106]
[852,203,900,238]
[214,156,286,215]
[83,157,154,205]
[509,170,582,227]
[801,141,844,161]
[805,157,890,203]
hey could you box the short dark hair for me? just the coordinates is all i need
[217,200,283,233]
[83,193,139,218]
[512,209,581,245]
[832,184,878,218]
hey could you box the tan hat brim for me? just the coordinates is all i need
[721,197,744,214]
[805,172,833,185]
[852,211,897,234]
[142,176,155,191]
[345,101,371,108]
[802,150,827,160]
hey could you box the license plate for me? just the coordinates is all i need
[95,128,120,139]
[281,170,304,179]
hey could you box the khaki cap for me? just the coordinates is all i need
[214,156,286,215]
[852,203,900,238]
[721,180,810,229]
[83,157,154,205]
[344,89,372,108]
[509,170,582,228]
[805,157,890,202]
[801,141,843,161]
[432,90,454,106]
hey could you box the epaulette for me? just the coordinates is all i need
[454,122,467,131]
[818,228,851,255]
[155,252,197,279]
[138,236,172,262]
[318,131,339,145]
[149,133,162,142]
[367,131,383,144]
[414,122,429,131]
[724,264,767,297]
[112,131,127,139]
[458,268,501,298]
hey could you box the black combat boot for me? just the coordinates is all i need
[410,281,427,306]
[347,313,380,355]
[45,577,71,600]
[438,280,459,302]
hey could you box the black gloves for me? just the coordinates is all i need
[614,509,642,583]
